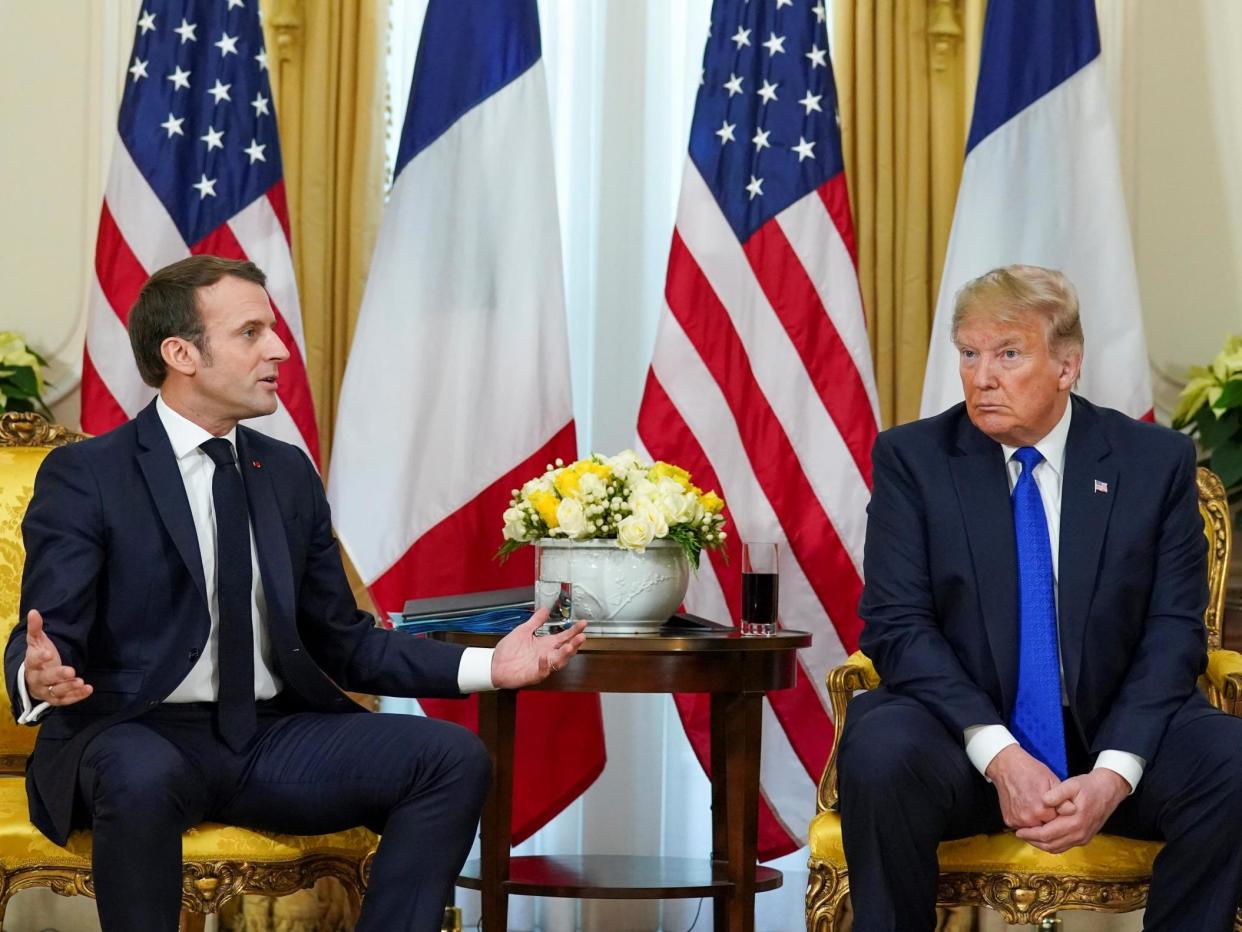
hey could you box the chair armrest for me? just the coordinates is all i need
[816,651,880,812]
[1204,649,1242,716]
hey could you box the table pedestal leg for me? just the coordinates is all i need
[478,690,516,932]
[710,691,763,932]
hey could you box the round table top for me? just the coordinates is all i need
[431,626,811,654]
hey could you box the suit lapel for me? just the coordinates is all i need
[1057,397,1115,707]
[236,429,297,634]
[135,401,208,606]
[949,417,1019,714]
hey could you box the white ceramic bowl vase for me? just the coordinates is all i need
[534,538,691,634]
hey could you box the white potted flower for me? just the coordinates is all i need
[498,451,728,632]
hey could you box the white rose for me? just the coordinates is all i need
[578,472,607,500]
[667,491,702,526]
[629,495,669,539]
[522,476,554,499]
[502,506,528,542]
[617,514,655,551]
[556,497,589,539]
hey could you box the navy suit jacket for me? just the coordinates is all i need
[855,394,1211,766]
[6,400,468,845]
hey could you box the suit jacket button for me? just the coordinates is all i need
[188,647,201,661]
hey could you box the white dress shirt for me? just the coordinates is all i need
[962,400,1145,792]
[19,395,494,722]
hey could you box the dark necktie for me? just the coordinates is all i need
[200,438,257,751]
[1008,446,1067,778]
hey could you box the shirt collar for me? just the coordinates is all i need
[1001,396,1073,476]
[156,395,238,461]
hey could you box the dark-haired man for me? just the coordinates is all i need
[7,255,585,932]
[839,265,1242,931]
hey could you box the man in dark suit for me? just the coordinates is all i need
[839,265,1242,931]
[6,255,586,932]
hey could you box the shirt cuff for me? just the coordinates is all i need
[964,724,1018,780]
[456,647,496,693]
[15,661,50,725]
[1093,750,1145,794]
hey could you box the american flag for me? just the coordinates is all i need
[82,0,319,461]
[638,0,879,857]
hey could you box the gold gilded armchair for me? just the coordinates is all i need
[0,413,377,929]
[806,466,1242,929]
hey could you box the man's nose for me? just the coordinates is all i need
[267,331,290,362]
[973,359,996,388]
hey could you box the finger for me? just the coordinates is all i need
[39,666,77,688]
[525,608,550,631]
[1015,816,1072,844]
[50,682,93,706]
[25,609,44,645]
[1042,778,1077,808]
[555,627,588,654]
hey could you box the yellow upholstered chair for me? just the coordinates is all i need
[0,412,377,929]
[807,466,1242,930]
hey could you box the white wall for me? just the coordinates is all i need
[0,1,138,431]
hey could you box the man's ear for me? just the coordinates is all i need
[1058,349,1083,391]
[161,337,199,378]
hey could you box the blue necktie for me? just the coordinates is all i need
[201,438,257,751]
[1009,446,1068,779]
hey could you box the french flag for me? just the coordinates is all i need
[328,0,605,843]
[920,0,1152,420]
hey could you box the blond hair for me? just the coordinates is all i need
[951,265,1084,360]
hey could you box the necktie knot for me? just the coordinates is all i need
[200,438,236,469]
[1013,446,1043,474]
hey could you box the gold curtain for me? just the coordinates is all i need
[834,0,986,428]
[260,0,388,470]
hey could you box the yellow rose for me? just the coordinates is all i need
[651,462,693,490]
[529,490,560,529]
[700,491,725,514]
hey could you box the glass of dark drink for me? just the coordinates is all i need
[741,541,779,636]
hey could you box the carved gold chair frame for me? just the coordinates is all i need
[0,412,377,929]
[806,466,1242,930]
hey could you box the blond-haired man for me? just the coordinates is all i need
[839,265,1242,931]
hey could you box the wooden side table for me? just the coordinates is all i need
[433,628,810,932]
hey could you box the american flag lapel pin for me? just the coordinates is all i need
[1094,479,1108,494]
[252,459,262,469]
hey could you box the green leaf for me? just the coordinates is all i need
[493,539,527,564]
[6,365,37,397]
[1214,378,1242,412]
[1210,442,1242,490]
[3,397,32,413]
[1195,404,1240,450]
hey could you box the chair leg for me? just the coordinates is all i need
[806,860,850,932]
[179,910,206,932]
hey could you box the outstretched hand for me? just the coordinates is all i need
[490,609,587,689]
[23,609,92,707]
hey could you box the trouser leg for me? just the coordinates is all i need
[77,722,211,932]
[219,711,491,932]
[1105,703,1242,932]
[838,692,1003,932]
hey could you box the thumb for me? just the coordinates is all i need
[1043,777,1077,808]
[523,608,550,632]
[26,609,44,643]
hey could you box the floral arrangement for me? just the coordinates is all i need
[0,332,52,418]
[1173,334,1242,515]
[498,450,727,567]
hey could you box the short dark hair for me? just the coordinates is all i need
[127,255,267,387]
